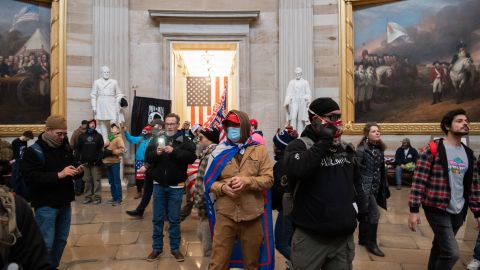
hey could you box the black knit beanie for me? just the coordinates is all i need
[308,98,340,120]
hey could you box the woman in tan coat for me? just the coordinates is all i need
[103,123,125,206]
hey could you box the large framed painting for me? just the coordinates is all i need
[0,0,66,136]
[340,0,480,134]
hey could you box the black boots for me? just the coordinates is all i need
[367,223,385,257]
[358,221,368,246]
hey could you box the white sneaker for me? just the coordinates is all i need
[467,258,480,270]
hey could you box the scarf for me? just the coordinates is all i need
[42,132,62,148]
[203,137,275,270]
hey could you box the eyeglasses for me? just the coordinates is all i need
[308,109,342,122]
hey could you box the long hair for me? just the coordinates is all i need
[225,110,251,144]
[357,122,386,151]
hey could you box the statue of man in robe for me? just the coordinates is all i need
[284,67,312,133]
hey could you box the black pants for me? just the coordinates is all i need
[424,210,464,270]
[136,176,153,213]
[136,179,144,193]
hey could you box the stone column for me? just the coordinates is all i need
[93,0,130,187]
[279,0,314,127]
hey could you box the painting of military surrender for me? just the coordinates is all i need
[354,0,480,123]
[0,0,51,124]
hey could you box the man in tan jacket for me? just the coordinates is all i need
[207,110,273,270]
[103,123,125,206]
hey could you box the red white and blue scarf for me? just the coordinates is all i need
[203,138,275,270]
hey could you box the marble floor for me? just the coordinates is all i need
[59,187,479,270]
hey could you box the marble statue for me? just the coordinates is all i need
[284,67,311,133]
[91,66,125,141]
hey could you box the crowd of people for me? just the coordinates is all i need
[1,98,480,270]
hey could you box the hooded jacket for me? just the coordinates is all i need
[283,125,367,236]
[210,110,274,221]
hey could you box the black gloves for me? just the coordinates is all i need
[311,119,337,141]
[103,149,113,157]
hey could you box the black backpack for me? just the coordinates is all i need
[12,143,45,201]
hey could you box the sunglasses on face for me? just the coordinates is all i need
[308,109,342,122]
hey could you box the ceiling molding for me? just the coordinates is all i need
[148,10,260,21]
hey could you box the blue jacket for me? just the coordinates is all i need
[125,131,150,161]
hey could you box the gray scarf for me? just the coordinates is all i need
[42,132,63,148]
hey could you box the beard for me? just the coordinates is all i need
[452,130,468,136]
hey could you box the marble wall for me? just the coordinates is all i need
[66,0,94,133]
[128,0,280,141]
[62,0,479,154]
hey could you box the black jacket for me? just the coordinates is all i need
[75,130,104,166]
[394,146,418,165]
[145,132,196,186]
[2,195,51,269]
[283,125,367,236]
[11,138,27,161]
[20,134,80,209]
[356,142,390,210]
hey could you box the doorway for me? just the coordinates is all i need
[170,42,239,126]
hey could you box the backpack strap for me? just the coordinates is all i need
[292,137,315,198]
[30,143,45,165]
[299,136,314,150]
[429,140,438,159]
[0,185,22,264]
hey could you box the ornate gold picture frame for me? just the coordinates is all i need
[0,0,66,137]
[339,0,480,134]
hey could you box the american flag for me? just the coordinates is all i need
[186,76,228,125]
[13,5,39,25]
[204,86,228,142]
[186,159,200,200]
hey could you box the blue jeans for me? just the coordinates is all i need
[137,176,153,213]
[395,166,403,186]
[107,163,122,202]
[35,205,71,268]
[152,185,183,252]
[274,209,294,260]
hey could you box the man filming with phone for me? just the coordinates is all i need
[21,115,84,269]
[145,113,196,262]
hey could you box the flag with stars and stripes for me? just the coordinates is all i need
[186,76,228,126]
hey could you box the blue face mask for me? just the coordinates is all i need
[227,127,241,143]
[87,128,94,134]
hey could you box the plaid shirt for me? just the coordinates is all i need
[193,144,217,219]
[409,139,480,217]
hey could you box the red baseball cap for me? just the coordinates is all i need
[222,112,240,125]
[250,119,258,126]
[143,125,152,132]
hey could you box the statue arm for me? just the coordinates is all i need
[284,81,293,107]
[90,81,98,111]
[305,81,312,104]
[113,80,123,112]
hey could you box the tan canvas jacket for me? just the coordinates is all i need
[210,144,273,222]
[103,134,125,164]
